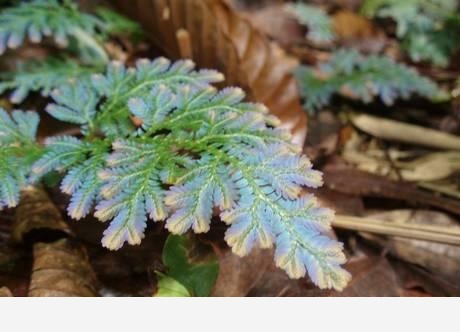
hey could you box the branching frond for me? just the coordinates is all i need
[0,108,40,209]
[0,0,140,64]
[31,135,108,219]
[94,6,143,40]
[287,2,335,43]
[19,57,350,290]
[0,57,101,104]
[361,0,460,66]
[296,49,445,112]
[47,58,224,136]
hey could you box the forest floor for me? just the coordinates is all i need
[1,0,459,297]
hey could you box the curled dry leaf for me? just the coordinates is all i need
[28,239,99,297]
[342,131,460,182]
[13,186,72,244]
[114,0,307,145]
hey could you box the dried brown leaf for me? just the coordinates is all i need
[114,0,307,145]
[0,287,13,297]
[28,239,99,297]
[229,3,306,49]
[332,10,387,53]
[350,113,460,150]
[211,247,272,296]
[363,210,460,286]
[341,131,460,182]
[337,256,402,296]
[248,255,403,296]
[12,186,72,244]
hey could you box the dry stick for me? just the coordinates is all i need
[176,28,192,59]
[333,215,460,246]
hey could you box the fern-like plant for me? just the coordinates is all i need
[295,49,444,112]
[0,0,141,103]
[0,109,40,209]
[0,57,100,103]
[287,2,335,44]
[0,57,351,291]
[361,0,460,67]
[0,0,351,291]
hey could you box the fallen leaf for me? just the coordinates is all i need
[28,239,99,297]
[336,256,402,296]
[247,261,326,297]
[362,210,460,286]
[228,3,306,49]
[211,247,272,296]
[12,186,72,244]
[114,0,308,145]
[350,113,460,150]
[342,131,460,181]
[248,255,403,297]
[391,258,460,296]
[0,286,13,297]
[332,10,387,53]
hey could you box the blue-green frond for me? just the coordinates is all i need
[165,164,237,234]
[61,155,104,220]
[32,136,108,217]
[0,108,39,144]
[95,140,167,250]
[0,109,40,210]
[0,152,24,209]
[0,0,138,64]
[296,49,446,112]
[46,81,98,129]
[31,136,87,177]
[0,58,100,104]
[0,0,98,59]
[93,6,143,39]
[287,3,335,43]
[85,58,224,136]
[98,194,148,250]
[361,0,460,67]
[221,171,350,290]
[250,144,323,199]
[11,54,350,290]
[128,85,176,132]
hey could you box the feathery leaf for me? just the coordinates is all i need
[296,49,445,113]
[27,57,349,290]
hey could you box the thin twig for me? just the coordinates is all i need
[333,215,460,246]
